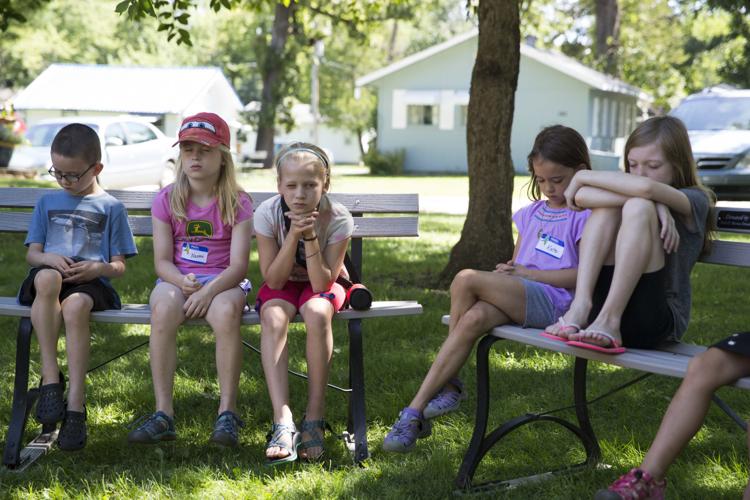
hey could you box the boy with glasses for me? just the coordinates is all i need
[18,123,137,450]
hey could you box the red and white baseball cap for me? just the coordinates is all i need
[173,112,230,148]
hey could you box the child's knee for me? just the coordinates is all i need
[622,197,657,221]
[34,269,62,295]
[451,269,478,294]
[61,294,93,321]
[207,296,244,324]
[302,304,332,333]
[685,349,725,388]
[260,308,291,336]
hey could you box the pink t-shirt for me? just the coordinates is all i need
[152,186,253,275]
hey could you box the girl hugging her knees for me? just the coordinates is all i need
[383,125,592,453]
[255,142,354,465]
[127,113,253,448]
[544,115,715,355]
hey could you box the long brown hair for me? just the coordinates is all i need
[526,125,592,201]
[623,116,715,254]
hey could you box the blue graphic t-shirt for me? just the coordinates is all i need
[25,190,138,284]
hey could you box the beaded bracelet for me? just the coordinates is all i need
[302,234,317,241]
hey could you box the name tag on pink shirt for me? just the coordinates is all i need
[181,242,209,264]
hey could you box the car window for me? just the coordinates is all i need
[671,97,750,131]
[25,122,98,147]
[105,123,128,145]
[124,122,157,144]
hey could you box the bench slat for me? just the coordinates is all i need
[0,188,418,213]
[699,240,750,267]
[0,297,422,325]
[439,317,750,390]
[0,213,419,238]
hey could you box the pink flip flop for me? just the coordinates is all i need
[541,317,581,342]
[566,330,626,354]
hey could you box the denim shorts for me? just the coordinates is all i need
[520,278,557,328]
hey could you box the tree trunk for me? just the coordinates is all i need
[256,2,295,168]
[595,0,620,76]
[438,0,519,285]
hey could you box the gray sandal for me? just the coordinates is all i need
[298,418,332,462]
[265,422,300,466]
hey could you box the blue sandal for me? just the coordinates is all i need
[265,422,300,466]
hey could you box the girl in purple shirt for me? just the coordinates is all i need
[383,125,591,453]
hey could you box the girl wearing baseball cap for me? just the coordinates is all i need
[128,112,253,448]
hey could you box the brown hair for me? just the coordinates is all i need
[51,123,101,164]
[526,125,591,200]
[623,115,715,254]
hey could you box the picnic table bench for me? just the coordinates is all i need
[0,186,422,470]
[449,206,750,493]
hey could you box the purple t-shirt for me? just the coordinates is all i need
[512,200,590,318]
[152,186,253,275]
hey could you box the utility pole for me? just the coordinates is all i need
[311,39,324,145]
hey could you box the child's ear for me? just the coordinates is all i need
[94,162,104,174]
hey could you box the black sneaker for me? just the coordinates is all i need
[209,410,244,448]
[127,411,176,444]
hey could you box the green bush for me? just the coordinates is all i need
[364,147,405,176]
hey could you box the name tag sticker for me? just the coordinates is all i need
[181,243,209,264]
[535,233,564,259]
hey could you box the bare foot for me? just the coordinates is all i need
[568,327,622,347]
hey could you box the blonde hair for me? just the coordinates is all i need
[168,145,247,226]
[274,142,331,191]
[623,116,716,254]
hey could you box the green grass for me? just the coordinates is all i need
[0,176,749,498]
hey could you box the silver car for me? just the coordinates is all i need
[8,115,177,189]
[670,87,750,200]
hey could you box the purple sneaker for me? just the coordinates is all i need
[423,378,467,419]
[382,407,432,453]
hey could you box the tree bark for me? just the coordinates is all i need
[438,0,519,285]
[256,1,295,167]
[595,0,620,76]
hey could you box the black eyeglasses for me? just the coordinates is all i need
[48,163,97,183]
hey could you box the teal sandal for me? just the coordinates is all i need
[298,418,332,462]
[265,422,300,466]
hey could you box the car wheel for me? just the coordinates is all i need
[159,161,176,188]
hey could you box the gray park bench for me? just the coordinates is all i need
[0,186,422,470]
[449,206,750,493]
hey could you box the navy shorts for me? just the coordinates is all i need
[18,266,120,311]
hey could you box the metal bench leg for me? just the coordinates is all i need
[573,357,602,464]
[346,318,369,464]
[455,340,606,492]
[455,334,503,489]
[3,318,34,468]
[712,395,748,431]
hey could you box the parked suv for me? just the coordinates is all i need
[8,115,177,189]
[670,86,750,200]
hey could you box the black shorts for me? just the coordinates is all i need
[712,332,750,357]
[589,265,674,348]
[17,266,121,312]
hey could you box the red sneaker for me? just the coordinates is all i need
[594,468,667,500]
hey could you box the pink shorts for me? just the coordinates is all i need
[255,280,346,312]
